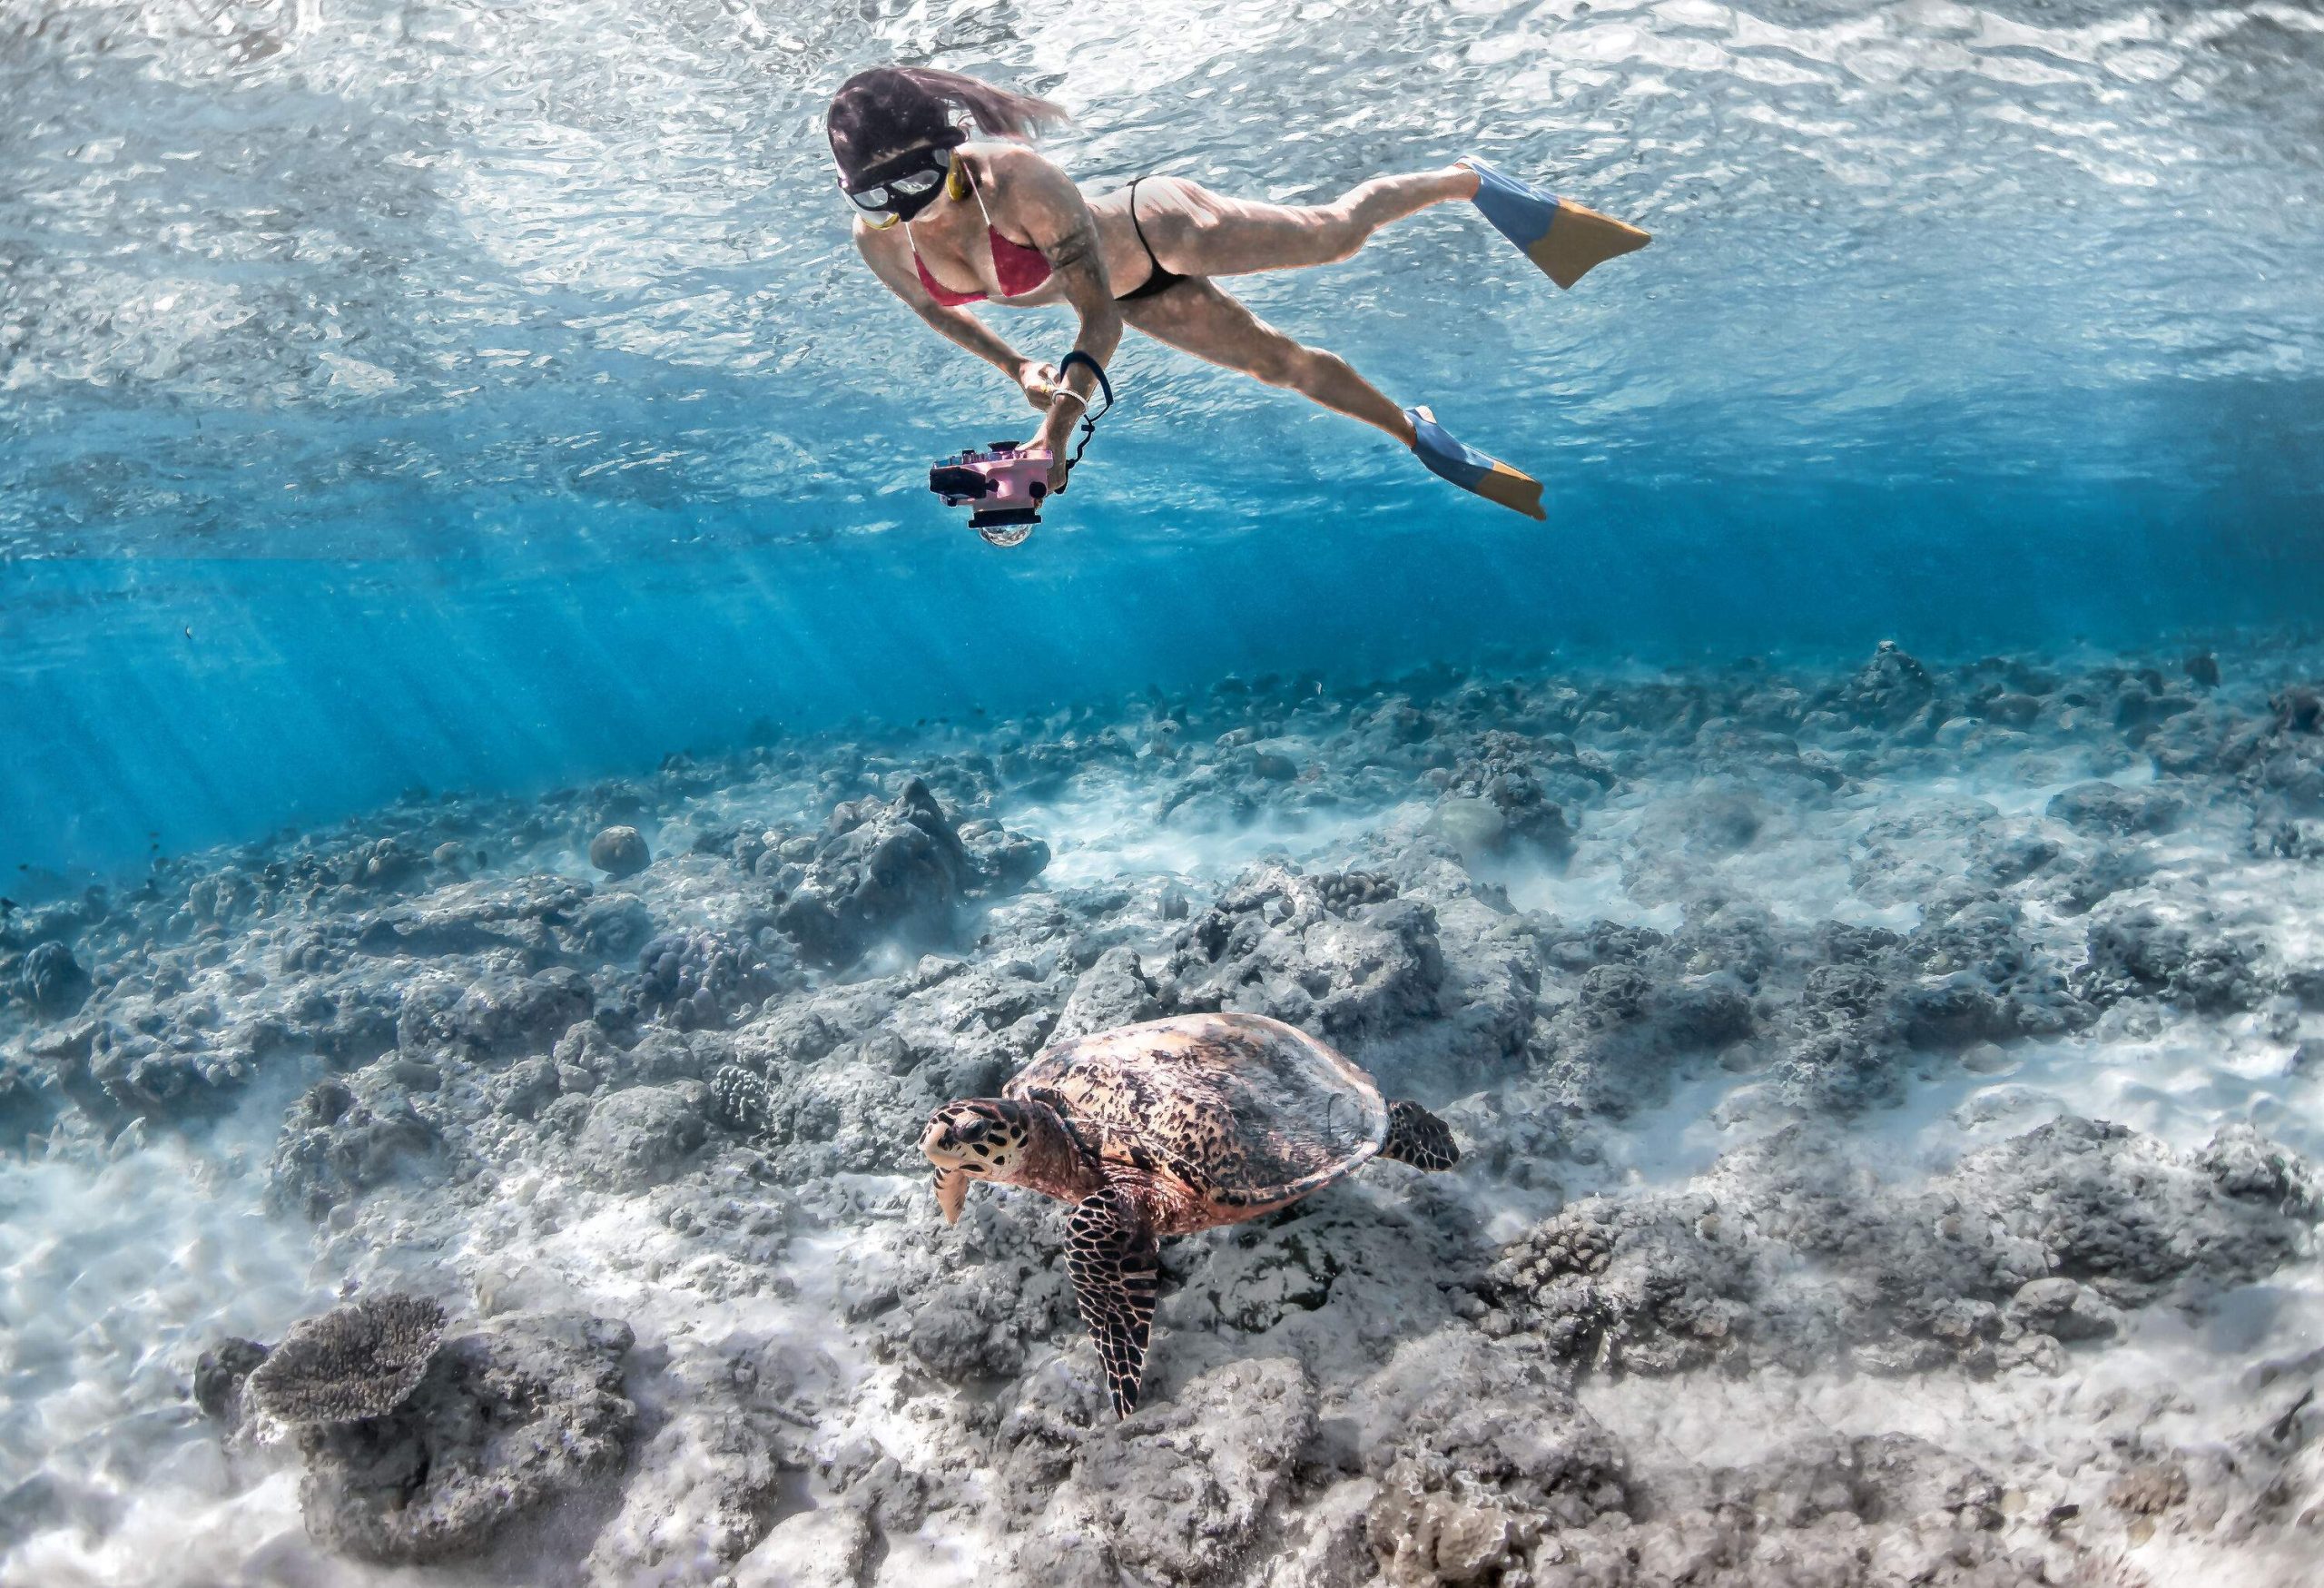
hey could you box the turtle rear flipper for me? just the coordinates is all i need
[1380,1099,1460,1171]
[1067,1185,1158,1418]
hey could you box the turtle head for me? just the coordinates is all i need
[921,1098,1038,1224]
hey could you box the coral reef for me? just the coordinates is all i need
[5,638,2322,1584]
[246,1293,449,1425]
[294,1310,636,1563]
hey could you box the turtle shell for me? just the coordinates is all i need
[1005,1011,1388,1216]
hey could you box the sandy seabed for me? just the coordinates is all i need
[3,637,2320,1587]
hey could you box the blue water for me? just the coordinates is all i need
[5,0,2320,875]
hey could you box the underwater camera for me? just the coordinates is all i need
[929,351,1115,548]
[929,442,1053,547]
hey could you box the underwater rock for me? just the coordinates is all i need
[1429,795,1505,855]
[1887,973,2016,1050]
[2073,909,2263,1012]
[1359,1332,1630,1586]
[296,1310,636,1564]
[247,1294,448,1425]
[1167,865,1443,1045]
[1650,1432,2016,1581]
[268,1077,443,1220]
[1487,1117,2317,1376]
[192,1336,271,1424]
[1837,639,1938,729]
[348,875,593,962]
[1001,1356,1315,1587]
[775,777,1043,968]
[396,966,594,1056]
[588,824,651,878]
[495,1055,561,1119]
[732,1505,873,1588]
[2043,843,2155,917]
[858,1189,1075,1387]
[299,987,401,1063]
[2244,687,2324,857]
[573,1082,710,1191]
[18,939,90,1017]
[2270,685,2322,735]
[1434,741,1575,858]
[2201,1120,2314,1206]
[1998,1110,2288,1291]
[1052,943,1172,1041]
[0,1058,48,1143]
[2004,1277,2119,1343]
[568,891,655,958]
[1529,963,1753,1115]
[960,816,1054,893]
[1846,799,1994,905]
[65,1022,254,1124]
[2046,780,2186,836]
[346,837,424,891]
[1966,826,2062,889]
[586,1380,802,1585]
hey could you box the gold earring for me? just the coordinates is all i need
[946,161,971,202]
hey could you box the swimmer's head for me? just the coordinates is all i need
[825,67,1067,184]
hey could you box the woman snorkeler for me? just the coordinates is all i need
[829,66,1649,521]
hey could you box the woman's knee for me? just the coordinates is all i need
[1295,206,1364,264]
[1316,182,1393,256]
[1246,339,1305,387]
[1254,340,1337,390]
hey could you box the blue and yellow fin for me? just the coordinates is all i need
[1406,406,1545,520]
[1461,156,1649,290]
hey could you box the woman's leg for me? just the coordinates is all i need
[1131,170,1479,279]
[1121,278,1417,446]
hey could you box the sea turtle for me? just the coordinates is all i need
[920,1011,1460,1417]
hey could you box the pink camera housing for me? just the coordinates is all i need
[929,441,1053,544]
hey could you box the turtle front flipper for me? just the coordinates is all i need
[1380,1099,1460,1171]
[1066,1184,1159,1418]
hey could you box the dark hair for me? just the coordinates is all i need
[825,67,1067,176]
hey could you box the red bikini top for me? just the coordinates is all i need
[909,161,1053,305]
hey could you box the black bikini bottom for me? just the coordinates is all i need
[1116,175,1190,301]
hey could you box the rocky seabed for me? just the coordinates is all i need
[4,637,2321,1587]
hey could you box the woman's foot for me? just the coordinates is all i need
[1406,406,1545,520]
[1458,156,1650,290]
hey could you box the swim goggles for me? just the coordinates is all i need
[837,144,958,225]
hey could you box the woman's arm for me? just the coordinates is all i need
[853,221,1059,406]
[981,147,1125,487]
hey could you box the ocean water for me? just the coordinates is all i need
[4,3,2323,1585]
[6,0,2320,874]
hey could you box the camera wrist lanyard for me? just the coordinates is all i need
[1050,350,1116,477]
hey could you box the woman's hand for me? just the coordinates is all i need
[1018,360,1060,409]
[1037,401,1077,492]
